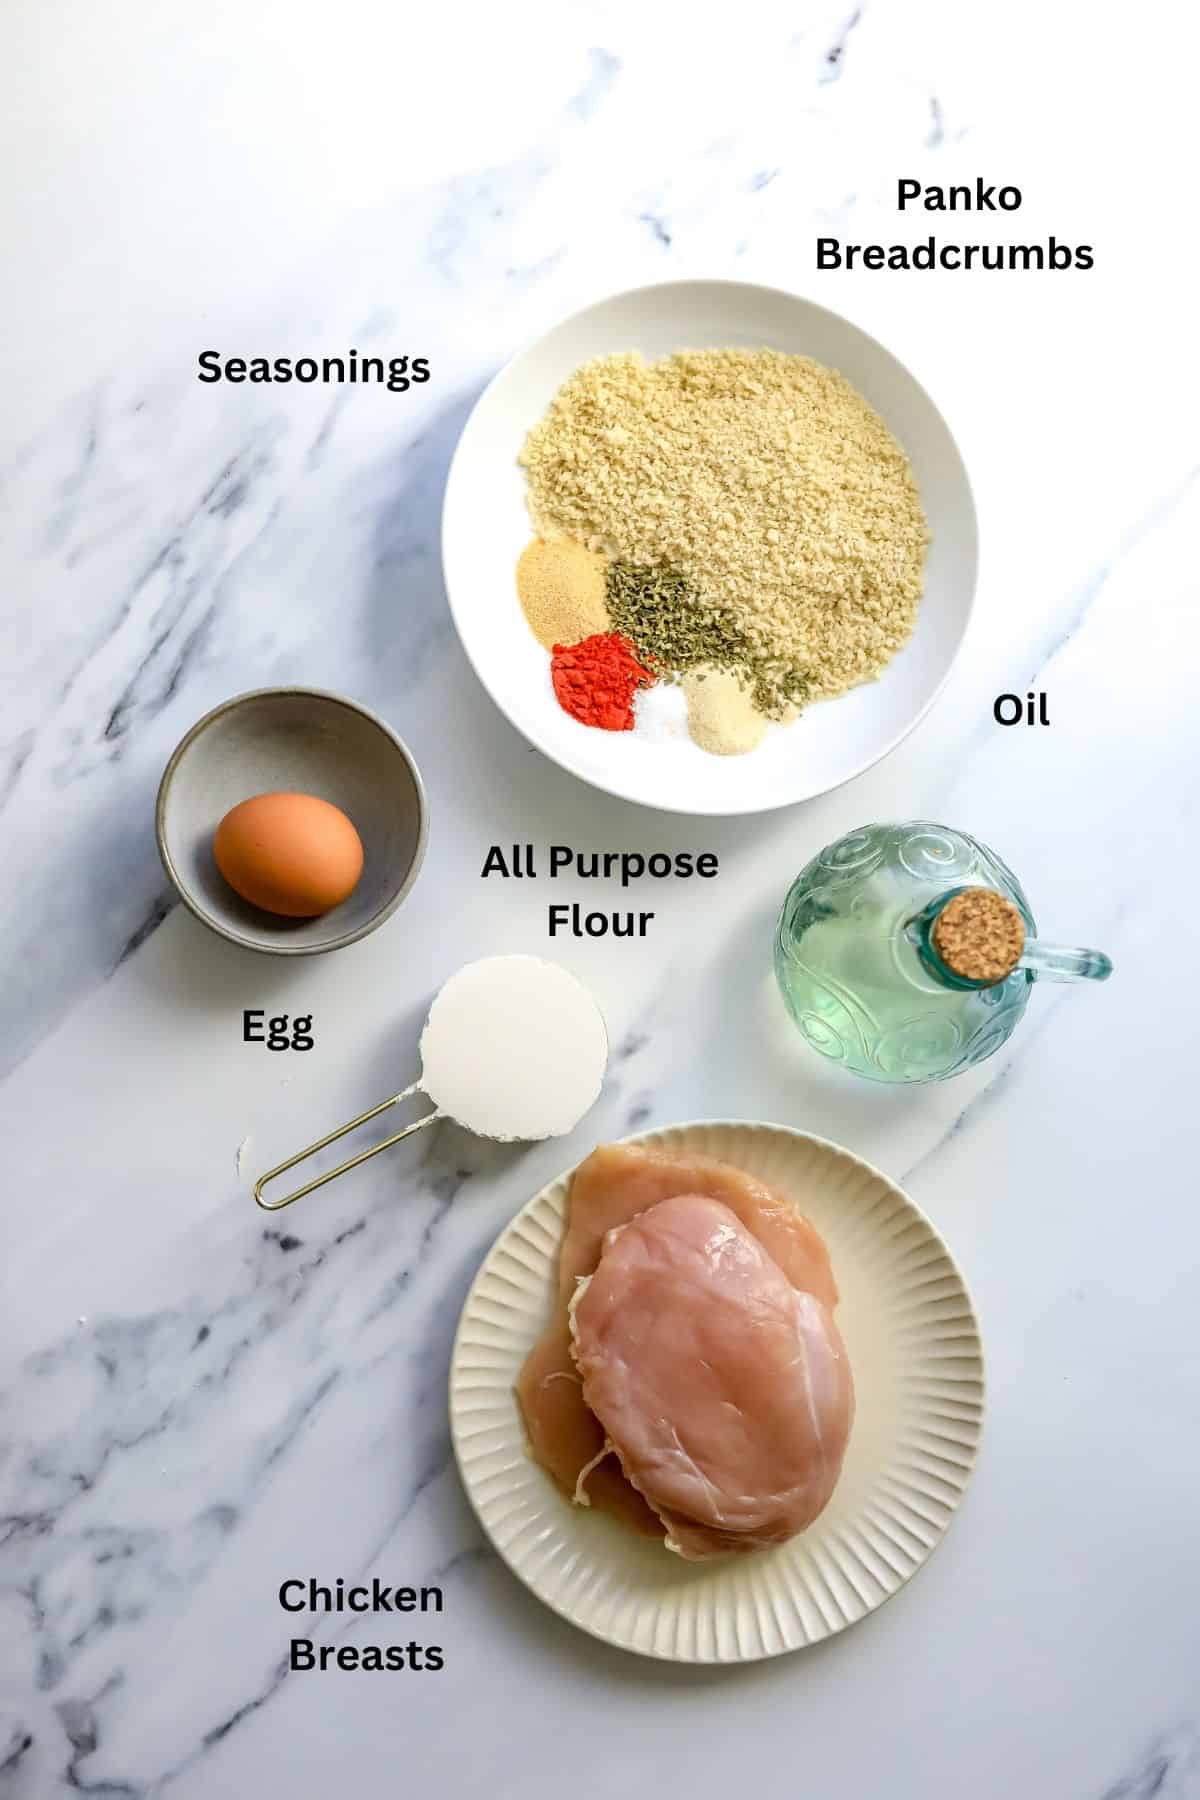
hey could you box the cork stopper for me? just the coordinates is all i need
[931,887,1025,985]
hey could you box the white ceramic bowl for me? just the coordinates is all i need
[442,279,977,816]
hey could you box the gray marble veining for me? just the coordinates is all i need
[2,2,1198,1795]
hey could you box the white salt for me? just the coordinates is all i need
[633,681,688,743]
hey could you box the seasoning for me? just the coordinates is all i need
[605,560,808,719]
[683,668,767,757]
[520,348,930,704]
[517,538,610,650]
[550,633,655,732]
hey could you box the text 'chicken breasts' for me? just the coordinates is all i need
[516,1144,854,1560]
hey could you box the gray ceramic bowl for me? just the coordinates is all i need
[156,687,428,955]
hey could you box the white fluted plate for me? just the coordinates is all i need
[449,1121,984,1662]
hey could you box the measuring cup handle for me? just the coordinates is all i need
[254,1084,439,1211]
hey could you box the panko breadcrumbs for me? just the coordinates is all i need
[519,348,930,708]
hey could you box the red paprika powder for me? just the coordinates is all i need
[550,632,655,731]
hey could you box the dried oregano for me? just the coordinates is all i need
[605,561,808,720]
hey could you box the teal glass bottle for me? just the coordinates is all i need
[774,821,1112,1084]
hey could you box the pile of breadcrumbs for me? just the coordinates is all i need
[519,348,930,704]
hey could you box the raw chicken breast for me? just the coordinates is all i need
[571,1194,854,1559]
[516,1144,839,1535]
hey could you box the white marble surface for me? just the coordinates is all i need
[3,3,1199,1795]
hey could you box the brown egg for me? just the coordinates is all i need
[213,792,364,918]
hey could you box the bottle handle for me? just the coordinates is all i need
[1017,939,1113,984]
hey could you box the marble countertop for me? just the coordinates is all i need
[3,3,1198,1795]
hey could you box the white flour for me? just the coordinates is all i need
[418,955,607,1141]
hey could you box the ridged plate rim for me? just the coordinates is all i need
[449,1120,985,1663]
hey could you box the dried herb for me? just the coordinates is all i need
[605,561,808,719]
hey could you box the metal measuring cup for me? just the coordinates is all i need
[254,955,609,1211]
